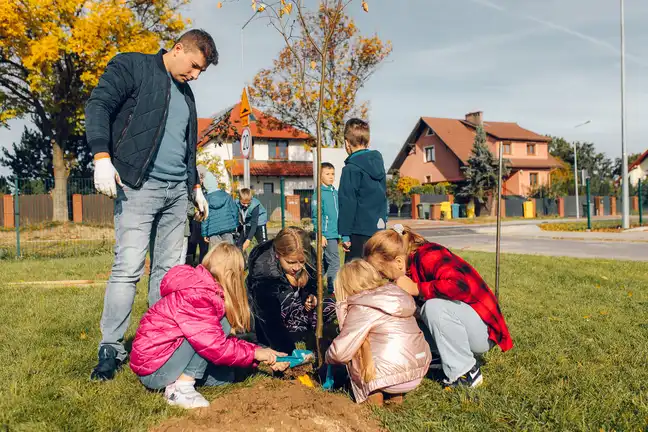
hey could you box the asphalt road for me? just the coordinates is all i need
[418,227,648,261]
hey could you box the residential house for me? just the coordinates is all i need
[197,103,347,218]
[390,111,561,196]
[628,149,648,186]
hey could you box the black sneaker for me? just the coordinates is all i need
[90,345,123,381]
[443,365,483,388]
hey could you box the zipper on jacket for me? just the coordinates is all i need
[115,112,133,152]
[136,76,172,187]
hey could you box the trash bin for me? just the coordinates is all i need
[523,201,534,219]
[430,203,442,220]
[440,201,452,220]
[466,202,475,219]
[417,204,424,219]
[582,202,593,218]
[451,203,460,219]
[459,204,467,218]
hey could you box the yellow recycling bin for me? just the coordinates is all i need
[466,201,475,219]
[440,201,452,220]
[523,200,534,218]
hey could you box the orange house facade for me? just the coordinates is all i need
[390,111,561,196]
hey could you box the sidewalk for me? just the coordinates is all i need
[386,215,637,230]
[473,224,648,243]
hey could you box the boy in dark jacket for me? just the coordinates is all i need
[236,188,268,253]
[338,118,387,263]
[312,162,340,293]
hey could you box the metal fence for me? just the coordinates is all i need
[1,178,113,259]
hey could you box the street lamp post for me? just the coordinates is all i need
[620,0,630,229]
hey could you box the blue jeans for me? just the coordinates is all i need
[99,178,188,361]
[139,318,236,389]
[323,239,340,293]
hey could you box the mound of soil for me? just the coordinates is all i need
[153,379,382,432]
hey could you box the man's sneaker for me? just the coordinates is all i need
[165,382,210,409]
[90,345,123,381]
[443,365,483,388]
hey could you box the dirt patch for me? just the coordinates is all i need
[0,223,113,244]
[153,379,383,432]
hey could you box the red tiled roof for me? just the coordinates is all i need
[198,103,312,147]
[629,148,648,171]
[474,121,550,142]
[228,160,313,177]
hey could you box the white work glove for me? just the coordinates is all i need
[193,186,209,221]
[94,157,123,199]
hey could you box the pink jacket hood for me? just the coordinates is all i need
[326,284,431,403]
[130,265,258,377]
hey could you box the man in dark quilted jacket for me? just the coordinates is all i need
[85,29,218,381]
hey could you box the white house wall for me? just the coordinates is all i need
[629,159,647,186]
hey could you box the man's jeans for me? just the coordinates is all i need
[99,178,188,361]
[323,239,340,293]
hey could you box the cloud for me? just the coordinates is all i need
[468,0,648,67]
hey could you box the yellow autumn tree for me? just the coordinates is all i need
[0,0,189,221]
[249,2,391,147]
[219,0,376,361]
[397,176,420,195]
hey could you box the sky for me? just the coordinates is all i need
[2,0,648,176]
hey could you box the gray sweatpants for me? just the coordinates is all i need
[420,298,492,382]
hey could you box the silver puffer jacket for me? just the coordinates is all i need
[325,284,432,403]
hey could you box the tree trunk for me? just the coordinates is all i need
[52,140,69,222]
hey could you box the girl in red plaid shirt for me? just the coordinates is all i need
[364,224,513,388]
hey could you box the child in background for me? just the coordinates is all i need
[236,188,268,253]
[337,118,388,263]
[130,243,286,409]
[363,225,513,388]
[200,169,238,247]
[325,260,431,406]
[311,162,341,294]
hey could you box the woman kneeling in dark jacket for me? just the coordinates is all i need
[247,226,336,354]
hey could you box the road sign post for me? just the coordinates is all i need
[239,88,253,189]
[241,127,252,188]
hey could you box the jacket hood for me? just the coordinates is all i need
[201,170,220,193]
[346,284,415,318]
[160,265,222,298]
[207,190,230,210]
[346,150,386,181]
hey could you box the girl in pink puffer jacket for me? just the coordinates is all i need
[325,260,432,406]
[130,243,285,409]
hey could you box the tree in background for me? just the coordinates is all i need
[386,172,418,217]
[0,0,189,220]
[249,2,391,147]
[0,126,93,190]
[549,137,615,196]
[458,125,510,215]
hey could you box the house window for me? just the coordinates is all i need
[424,146,435,162]
[425,128,435,136]
[502,142,512,155]
[233,140,241,158]
[527,143,536,155]
[425,175,432,183]
[263,183,274,194]
[269,140,288,160]
[529,172,539,186]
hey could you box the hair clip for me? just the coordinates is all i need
[391,224,404,235]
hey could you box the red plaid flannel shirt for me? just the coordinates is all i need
[409,242,513,352]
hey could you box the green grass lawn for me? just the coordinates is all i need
[1,252,647,431]
[540,220,644,232]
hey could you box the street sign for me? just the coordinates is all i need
[240,88,251,120]
[241,127,252,159]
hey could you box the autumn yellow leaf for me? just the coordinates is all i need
[80,331,87,340]
[362,1,369,12]
[310,60,316,69]
[258,4,266,12]
[628,291,633,297]
[217,2,222,8]
[286,3,293,14]
[281,0,286,5]
[583,315,591,319]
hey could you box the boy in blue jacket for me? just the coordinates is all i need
[338,118,387,263]
[311,162,340,294]
[198,168,238,247]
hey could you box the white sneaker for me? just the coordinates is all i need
[164,382,210,409]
